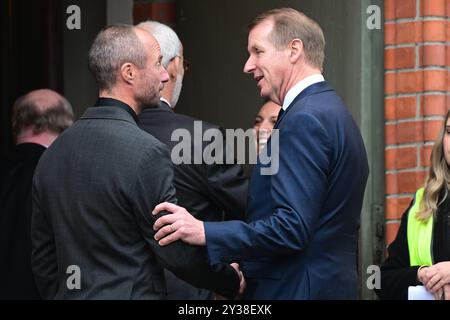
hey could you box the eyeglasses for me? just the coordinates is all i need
[171,55,189,72]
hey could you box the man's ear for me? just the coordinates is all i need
[166,58,179,81]
[289,39,303,63]
[120,63,135,85]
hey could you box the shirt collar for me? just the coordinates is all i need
[95,97,139,124]
[282,74,325,110]
[160,97,172,108]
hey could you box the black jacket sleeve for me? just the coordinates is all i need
[203,126,248,221]
[205,161,248,221]
[376,201,420,300]
[132,143,240,299]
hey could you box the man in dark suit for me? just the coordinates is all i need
[152,8,369,299]
[0,89,74,299]
[137,21,248,300]
[31,24,242,300]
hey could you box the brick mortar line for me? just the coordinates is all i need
[384,140,440,150]
[386,194,414,199]
[385,17,450,23]
[417,0,421,19]
[385,42,450,49]
[385,143,422,150]
[385,142,435,149]
[385,67,450,72]
[386,167,429,174]
[385,93,420,99]
[385,116,445,124]
[385,219,402,224]
[385,67,449,73]
[385,91,450,99]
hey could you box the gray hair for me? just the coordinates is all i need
[88,24,147,91]
[249,8,325,70]
[137,21,182,68]
[12,89,74,138]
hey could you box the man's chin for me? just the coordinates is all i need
[259,91,269,99]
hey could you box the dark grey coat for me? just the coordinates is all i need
[31,105,239,300]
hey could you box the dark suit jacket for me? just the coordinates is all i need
[31,105,239,300]
[139,101,248,299]
[0,143,44,299]
[139,101,248,222]
[205,82,369,299]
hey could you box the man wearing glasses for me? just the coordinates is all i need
[138,21,248,300]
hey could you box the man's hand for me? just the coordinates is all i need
[152,202,206,246]
[420,261,450,294]
[230,263,246,298]
[215,263,246,300]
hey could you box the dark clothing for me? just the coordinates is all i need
[31,104,239,300]
[139,101,248,299]
[205,81,369,299]
[0,143,45,299]
[376,193,450,300]
[139,102,247,222]
[95,97,139,124]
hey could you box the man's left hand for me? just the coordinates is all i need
[152,202,206,246]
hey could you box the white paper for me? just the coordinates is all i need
[408,285,435,300]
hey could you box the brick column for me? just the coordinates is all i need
[384,0,450,244]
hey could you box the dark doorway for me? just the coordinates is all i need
[1,0,63,157]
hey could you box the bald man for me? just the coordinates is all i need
[0,89,74,299]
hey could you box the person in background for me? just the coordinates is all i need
[253,99,281,154]
[137,20,248,300]
[0,89,74,299]
[376,110,450,300]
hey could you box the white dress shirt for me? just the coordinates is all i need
[282,74,325,111]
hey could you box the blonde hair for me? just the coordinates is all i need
[418,110,450,221]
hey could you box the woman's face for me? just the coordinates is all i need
[253,101,281,153]
[443,117,450,166]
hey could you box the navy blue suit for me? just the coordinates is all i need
[204,82,369,299]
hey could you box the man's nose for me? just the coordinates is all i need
[243,56,255,74]
[161,67,169,83]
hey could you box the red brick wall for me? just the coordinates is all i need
[384,0,449,244]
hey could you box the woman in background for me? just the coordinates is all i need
[377,110,450,300]
[253,99,281,154]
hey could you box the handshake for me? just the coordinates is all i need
[152,202,246,299]
[216,262,246,300]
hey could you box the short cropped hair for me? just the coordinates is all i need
[88,24,147,91]
[12,90,74,139]
[249,8,325,70]
[137,21,182,68]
